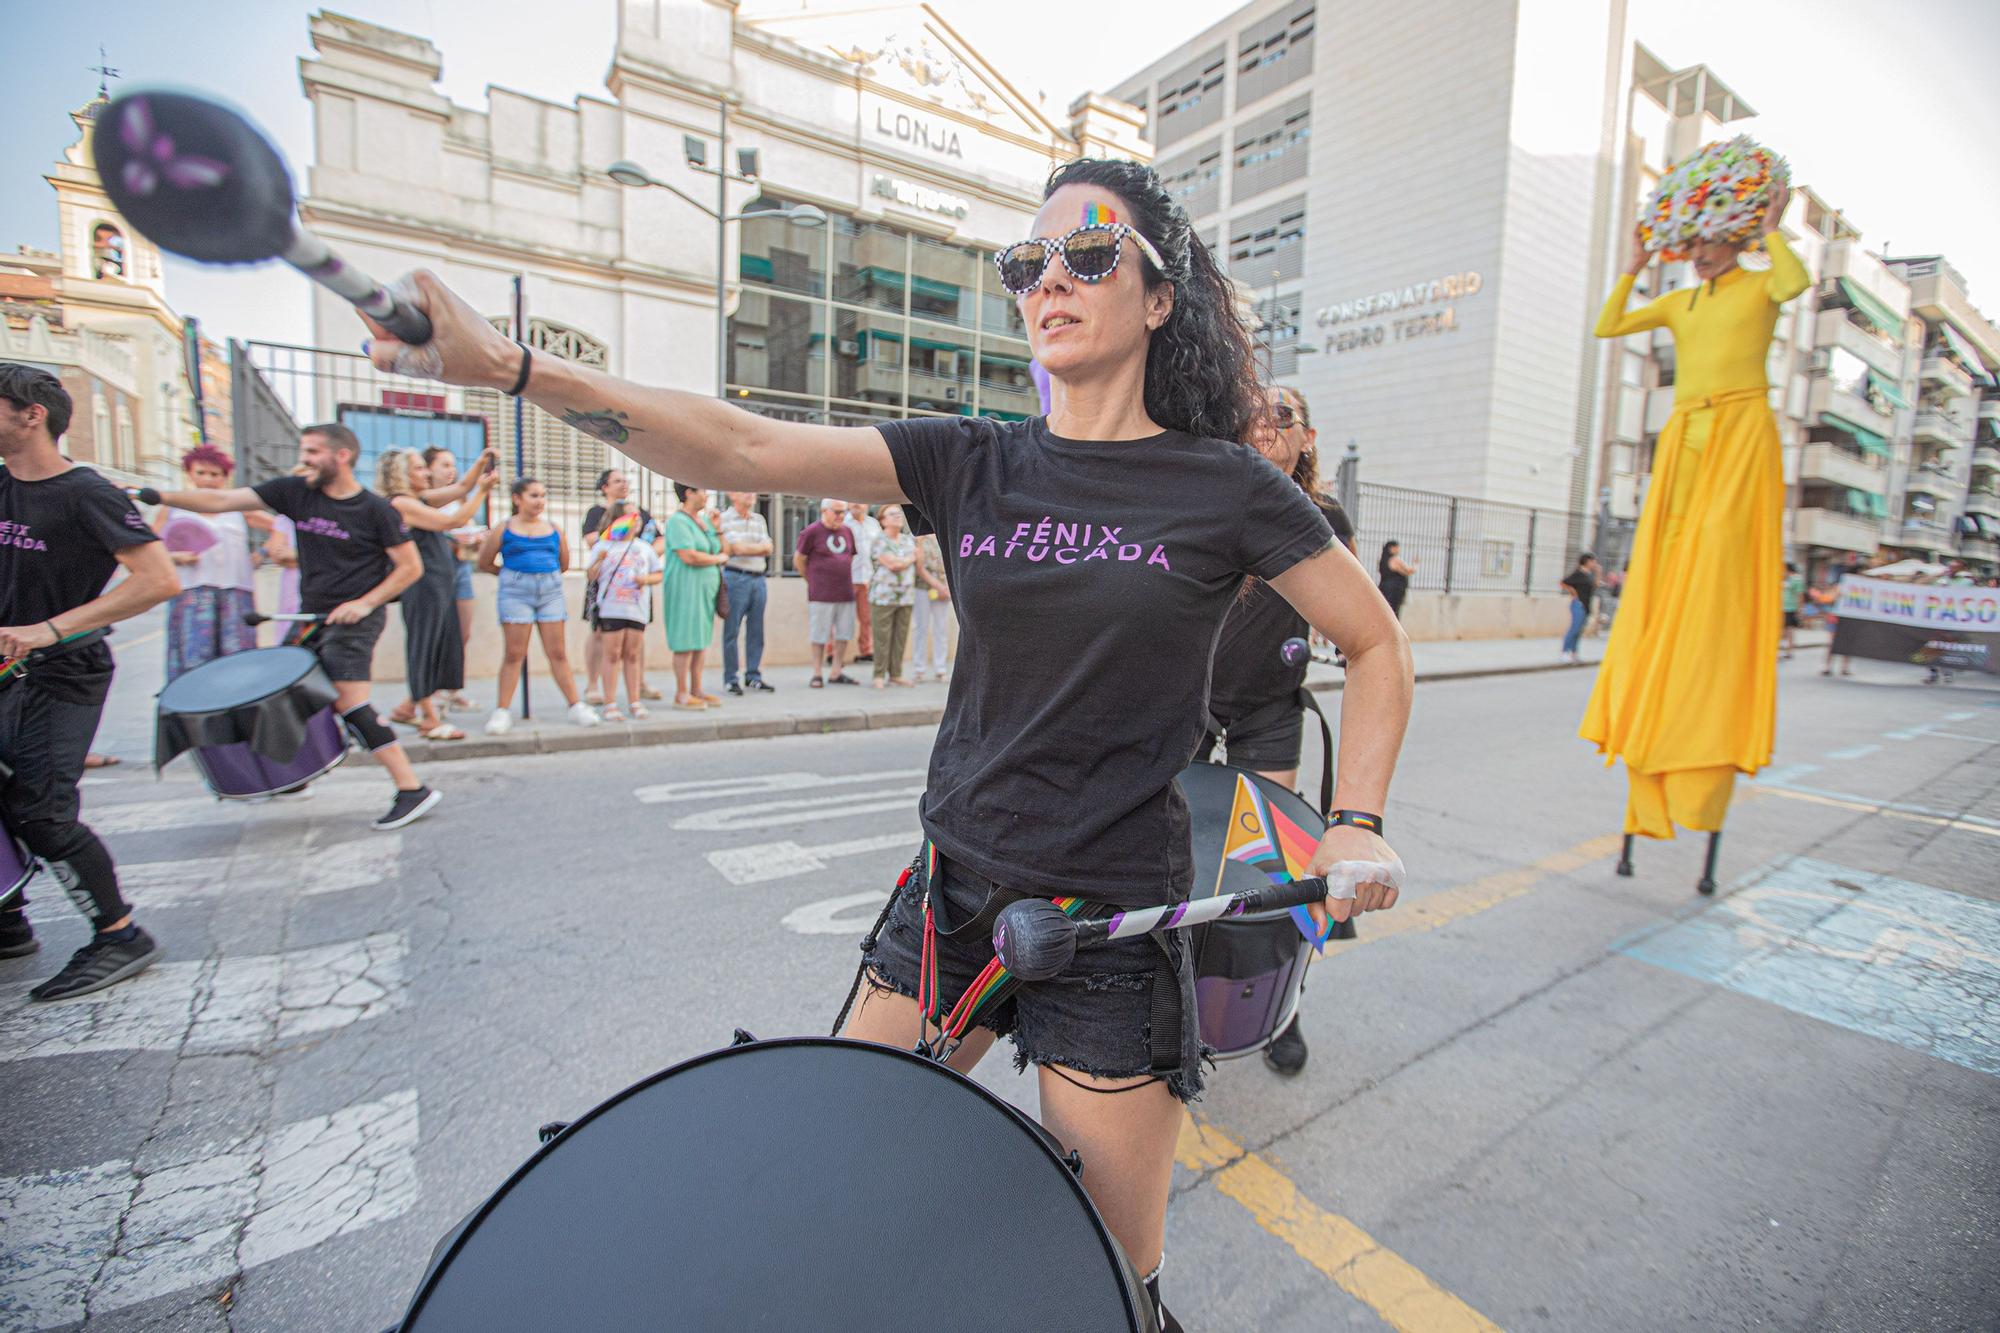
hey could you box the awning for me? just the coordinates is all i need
[1845,488,1888,518]
[1980,515,2000,539]
[1867,371,1910,410]
[1837,278,1904,338]
[1822,411,1891,456]
[1938,320,1995,385]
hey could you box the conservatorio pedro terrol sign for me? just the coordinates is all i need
[1830,574,1999,675]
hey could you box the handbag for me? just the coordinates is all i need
[712,523,730,619]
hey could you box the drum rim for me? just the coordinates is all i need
[155,644,327,713]
[397,1035,1152,1332]
[189,729,349,800]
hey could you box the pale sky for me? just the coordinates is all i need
[5,0,1996,349]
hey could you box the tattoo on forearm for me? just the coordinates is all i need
[561,408,640,446]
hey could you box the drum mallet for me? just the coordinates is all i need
[994,878,1335,983]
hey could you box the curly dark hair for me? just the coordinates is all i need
[1041,159,1262,445]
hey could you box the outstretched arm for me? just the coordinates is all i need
[417,449,498,505]
[145,485,268,515]
[365,271,906,503]
[394,475,496,532]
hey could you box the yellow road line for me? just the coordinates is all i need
[1748,784,2000,839]
[113,629,163,650]
[1177,1117,1502,1332]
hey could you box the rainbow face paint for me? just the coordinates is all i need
[1082,202,1119,229]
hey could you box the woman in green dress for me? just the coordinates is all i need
[664,481,727,710]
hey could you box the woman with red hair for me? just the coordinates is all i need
[154,444,267,681]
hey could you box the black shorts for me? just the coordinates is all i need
[1198,692,1304,772]
[1783,610,1801,629]
[862,848,1204,1102]
[289,609,387,683]
[598,616,647,635]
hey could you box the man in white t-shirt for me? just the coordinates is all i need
[848,501,883,662]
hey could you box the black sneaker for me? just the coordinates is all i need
[374,786,442,831]
[1264,1015,1308,1075]
[726,682,744,697]
[30,927,160,1001]
[0,905,38,959]
[749,679,776,693]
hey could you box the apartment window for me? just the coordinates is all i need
[1158,139,1222,220]
[1231,95,1310,200]
[1228,196,1306,284]
[1156,47,1225,147]
[1236,0,1315,107]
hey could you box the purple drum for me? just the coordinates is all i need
[1176,762,1323,1060]
[0,818,33,908]
[155,646,349,799]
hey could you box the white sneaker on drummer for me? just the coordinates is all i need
[569,701,601,727]
[485,708,513,735]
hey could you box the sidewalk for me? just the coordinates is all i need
[92,613,1827,768]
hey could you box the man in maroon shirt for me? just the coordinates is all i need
[794,498,860,687]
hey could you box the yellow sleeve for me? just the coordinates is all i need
[1764,232,1809,304]
[1593,274,1673,338]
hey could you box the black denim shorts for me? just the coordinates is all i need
[289,610,386,684]
[862,848,1206,1102]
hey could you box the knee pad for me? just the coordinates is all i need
[341,704,399,752]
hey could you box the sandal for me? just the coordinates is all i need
[873,679,887,690]
[809,676,824,688]
[601,705,625,722]
[421,724,466,741]
[828,674,861,686]
[630,703,651,719]
[385,707,420,727]
[700,693,721,705]
[673,699,707,712]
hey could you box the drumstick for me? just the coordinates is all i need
[91,89,432,345]
[1280,636,1340,668]
[242,612,326,625]
[993,877,1335,983]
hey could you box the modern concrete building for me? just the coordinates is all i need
[1101,0,1632,515]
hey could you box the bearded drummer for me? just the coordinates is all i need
[0,364,179,1000]
[144,423,442,831]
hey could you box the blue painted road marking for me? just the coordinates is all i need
[1822,744,1880,761]
[1620,858,2000,1078]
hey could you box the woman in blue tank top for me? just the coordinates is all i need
[474,477,598,734]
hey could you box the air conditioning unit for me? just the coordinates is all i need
[945,387,958,401]
[837,339,859,358]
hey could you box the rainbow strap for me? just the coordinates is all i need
[1082,202,1119,228]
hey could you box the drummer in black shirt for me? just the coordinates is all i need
[1198,384,1356,1074]
[144,423,441,831]
[358,159,1413,1329]
[0,363,179,1000]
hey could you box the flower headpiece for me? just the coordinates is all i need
[1640,135,1788,261]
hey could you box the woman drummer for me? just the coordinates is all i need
[361,158,1412,1327]
[154,444,268,681]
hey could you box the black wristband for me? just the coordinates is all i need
[505,342,532,396]
[1330,810,1384,838]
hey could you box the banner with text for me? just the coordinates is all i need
[1830,575,1999,675]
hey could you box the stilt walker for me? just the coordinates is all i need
[1582,137,1803,893]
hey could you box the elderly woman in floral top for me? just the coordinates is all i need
[911,531,951,683]
[867,503,917,688]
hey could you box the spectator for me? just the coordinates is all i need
[1597,567,1624,631]
[795,498,861,688]
[1821,553,1862,678]
[423,447,484,710]
[587,501,664,719]
[477,477,599,733]
[848,500,882,662]
[1560,553,1598,665]
[154,444,266,682]
[377,448,496,740]
[718,490,775,697]
[1377,540,1415,618]
[910,531,951,683]
[581,469,661,706]
[1780,560,1804,659]
[869,504,917,688]
[663,481,726,710]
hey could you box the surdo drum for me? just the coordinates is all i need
[154,646,349,799]
[394,1038,1160,1332]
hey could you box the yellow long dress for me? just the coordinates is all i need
[1582,234,1810,838]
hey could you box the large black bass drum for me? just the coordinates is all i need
[394,1037,1160,1332]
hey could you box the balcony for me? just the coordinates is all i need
[1799,442,1887,492]
[1912,408,1965,447]
[1973,440,2000,472]
[1814,308,1904,379]
[1980,398,2000,424]
[1920,354,1974,398]
[1793,507,1881,553]
[1808,379,1897,438]
[1905,468,1957,500]
[1965,489,2000,520]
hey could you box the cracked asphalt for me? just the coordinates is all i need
[2,652,1996,1331]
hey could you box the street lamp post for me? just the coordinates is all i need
[607,142,825,400]
[1257,266,1317,380]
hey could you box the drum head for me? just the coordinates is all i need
[1177,762,1328,911]
[157,645,320,713]
[401,1039,1151,1332]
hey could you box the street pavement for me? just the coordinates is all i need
[2,648,1995,1331]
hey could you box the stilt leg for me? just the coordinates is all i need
[1616,834,1635,878]
[1696,830,1721,896]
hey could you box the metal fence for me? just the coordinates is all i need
[1347,481,1594,595]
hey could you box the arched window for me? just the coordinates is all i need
[488,315,608,368]
[91,221,126,280]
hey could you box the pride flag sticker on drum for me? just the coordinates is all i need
[1221,772,1328,948]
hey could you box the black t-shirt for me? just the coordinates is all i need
[251,476,410,614]
[1209,496,1350,719]
[0,464,158,702]
[879,415,1333,906]
[1562,568,1597,604]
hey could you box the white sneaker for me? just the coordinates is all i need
[485,708,513,735]
[569,701,601,727]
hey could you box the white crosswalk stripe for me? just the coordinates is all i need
[0,1090,420,1332]
[781,889,898,936]
[672,786,926,832]
[86,785,379,835]
[634,768,925,805]
[0,933,406,1063]
[20,836,404,923]
[706,831,916,885]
